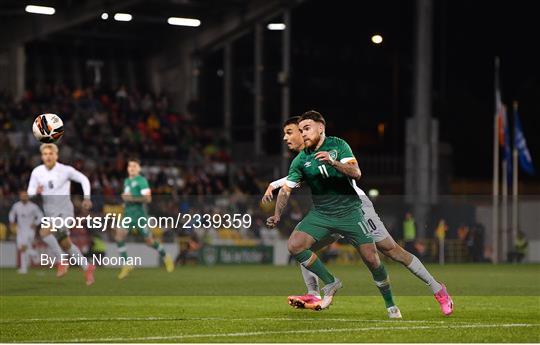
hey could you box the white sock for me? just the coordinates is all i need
[20,250,29,273]
[406,255,442,293]
[67,244,88,271]
[42,234,63,261]
[300,265,320,297]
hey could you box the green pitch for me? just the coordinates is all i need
[1,264,539,342]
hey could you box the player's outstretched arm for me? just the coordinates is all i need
[263,177,302,203]
[262,177,287,203]
[266,184,292,228]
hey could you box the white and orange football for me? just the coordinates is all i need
[32,113,64,143]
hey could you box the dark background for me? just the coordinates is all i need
[197,0,539,181]
[2,0,539,182]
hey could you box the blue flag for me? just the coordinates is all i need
[502,106,512,184]
[514,109,535,175]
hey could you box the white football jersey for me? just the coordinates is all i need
[27,162,91,216]
[9,201,43,233]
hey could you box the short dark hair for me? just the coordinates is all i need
[127,157,141,165]
[282,116,300,128]
[299,110,326,126]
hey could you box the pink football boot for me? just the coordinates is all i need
[434,283,454,316]
[287,294,322,310]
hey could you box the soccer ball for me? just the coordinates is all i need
[32,113,64,143]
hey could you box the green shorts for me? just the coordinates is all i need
[122,213,151,238]
[310,233,344,252]
[296,208,373,247]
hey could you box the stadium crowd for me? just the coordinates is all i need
[0,84,259,198]
[0,85,296,252]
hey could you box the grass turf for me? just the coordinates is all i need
[1,264,539,342]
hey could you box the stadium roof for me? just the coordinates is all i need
[0,0,292,50]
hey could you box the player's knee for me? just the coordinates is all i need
[365,254,380,270]
[287,241,300,255]
[287,238,307,255]
[287,231,311,254]
[359,246,380,269]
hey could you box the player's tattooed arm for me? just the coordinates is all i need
[330,160,361,180]
[266,184,292,228]
[315,151,361,180]
[274,185,292,216]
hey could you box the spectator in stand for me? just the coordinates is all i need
[403,212,417,256]
[457,223,469,242]
[508,231,528,263]
[466,223,486,262]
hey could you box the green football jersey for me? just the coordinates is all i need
[286,136,362,217]
[123,175,150,215]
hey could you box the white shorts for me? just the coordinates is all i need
[43,210,74,238]
[16,229,35,249]
[361,202,390,243]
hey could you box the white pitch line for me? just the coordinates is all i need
[0,316,460,324]
[26,323,538,343]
